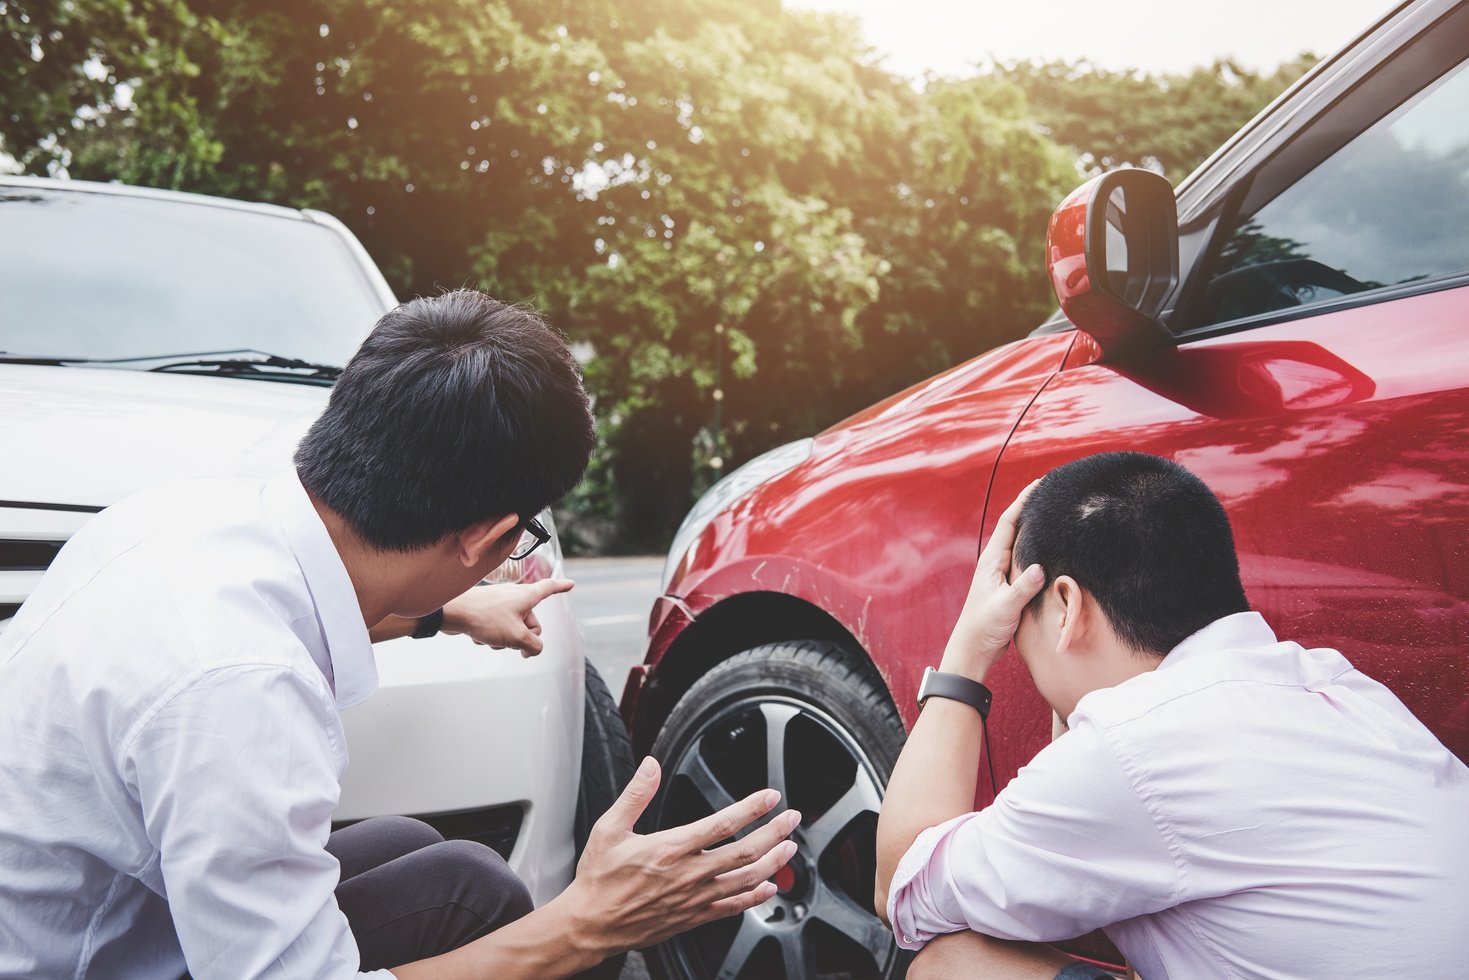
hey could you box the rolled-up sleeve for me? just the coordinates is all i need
[887,719,1182,950]
[124,663,391,979]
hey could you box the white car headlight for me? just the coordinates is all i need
[484,509,564,584]
[661,438,814,591]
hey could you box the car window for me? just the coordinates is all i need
[1198,59,1469,327]
[0,189,385,366]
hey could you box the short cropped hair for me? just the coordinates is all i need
[294,290,595,551]
[1014,452,1249,656]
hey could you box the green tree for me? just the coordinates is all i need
[508,8,913,545]
[1,0,222,181]
[848,74,1078,406]
[999,55,1318,182]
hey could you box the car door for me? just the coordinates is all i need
[988,19,1469,771]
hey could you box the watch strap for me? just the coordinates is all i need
[918,666,993,719]
[412,607,444,640]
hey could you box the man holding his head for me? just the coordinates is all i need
[0,291,798,978]
[876,452,1469,978]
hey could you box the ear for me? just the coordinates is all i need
[455,513,522,568]
[1052,575,1089,656]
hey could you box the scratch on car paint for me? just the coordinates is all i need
[751,560,767,583]
[855,595,873,649]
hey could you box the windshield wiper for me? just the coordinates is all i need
[0,354,70,366]
[149,355,342,382]
[0,349,343,383]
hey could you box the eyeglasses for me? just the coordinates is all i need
[509,515,551,561]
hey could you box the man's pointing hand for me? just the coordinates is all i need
[442,578,575,656]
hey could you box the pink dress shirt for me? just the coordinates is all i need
[887,612,1469,978]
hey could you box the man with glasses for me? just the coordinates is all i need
[0,290,800,979]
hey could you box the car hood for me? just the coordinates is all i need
[816,332,1074,445]
[0,364,328,509]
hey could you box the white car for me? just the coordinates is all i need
[0,175,632,908]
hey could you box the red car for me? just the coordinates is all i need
[623,2,1469,977]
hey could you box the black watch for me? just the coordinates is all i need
[916,667,993,720]
[412,607,444,640]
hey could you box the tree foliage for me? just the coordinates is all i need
[998,56,1319,183]
[2,0,225,181]
[1,1,1312,549]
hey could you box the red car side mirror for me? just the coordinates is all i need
[1046,168,1179,359]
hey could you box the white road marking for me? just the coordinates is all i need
[568,578,662,592]
[584,613,643,627]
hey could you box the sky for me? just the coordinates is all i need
[790,0,1398,76]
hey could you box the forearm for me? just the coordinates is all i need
[389,894,608,980]
[874,658,990,922]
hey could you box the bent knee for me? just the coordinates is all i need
[424,839,534,920]
[369,814,445,851]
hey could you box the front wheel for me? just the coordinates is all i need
[645,641,910,980]
[575,662,636,980]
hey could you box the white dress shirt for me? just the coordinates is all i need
[888,612,1469,979]
[0,473,394,979]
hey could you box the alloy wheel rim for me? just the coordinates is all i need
[656,694,894,979]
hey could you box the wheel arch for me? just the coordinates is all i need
[630,590,892,756]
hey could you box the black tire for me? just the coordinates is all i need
[576,662,638,852]
[575,661,637,980]
[644,641,911,980]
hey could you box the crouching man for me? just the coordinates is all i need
[0,291,799,979]
[875,452,1469,978]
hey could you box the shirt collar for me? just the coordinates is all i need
[262,471,378,709]
[1160,610,1278,669]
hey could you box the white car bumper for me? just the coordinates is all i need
[337,587,585,907]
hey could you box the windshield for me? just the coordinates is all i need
[0,186,388,366]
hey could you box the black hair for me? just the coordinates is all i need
[1013,452,1249,657]
[294,290,596,551]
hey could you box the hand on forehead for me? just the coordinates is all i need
[999,479,1041,585]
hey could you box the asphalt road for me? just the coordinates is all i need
[566,554,665,699]
[564,555,665,980]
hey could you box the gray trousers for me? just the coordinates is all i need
[328,816,534,972]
